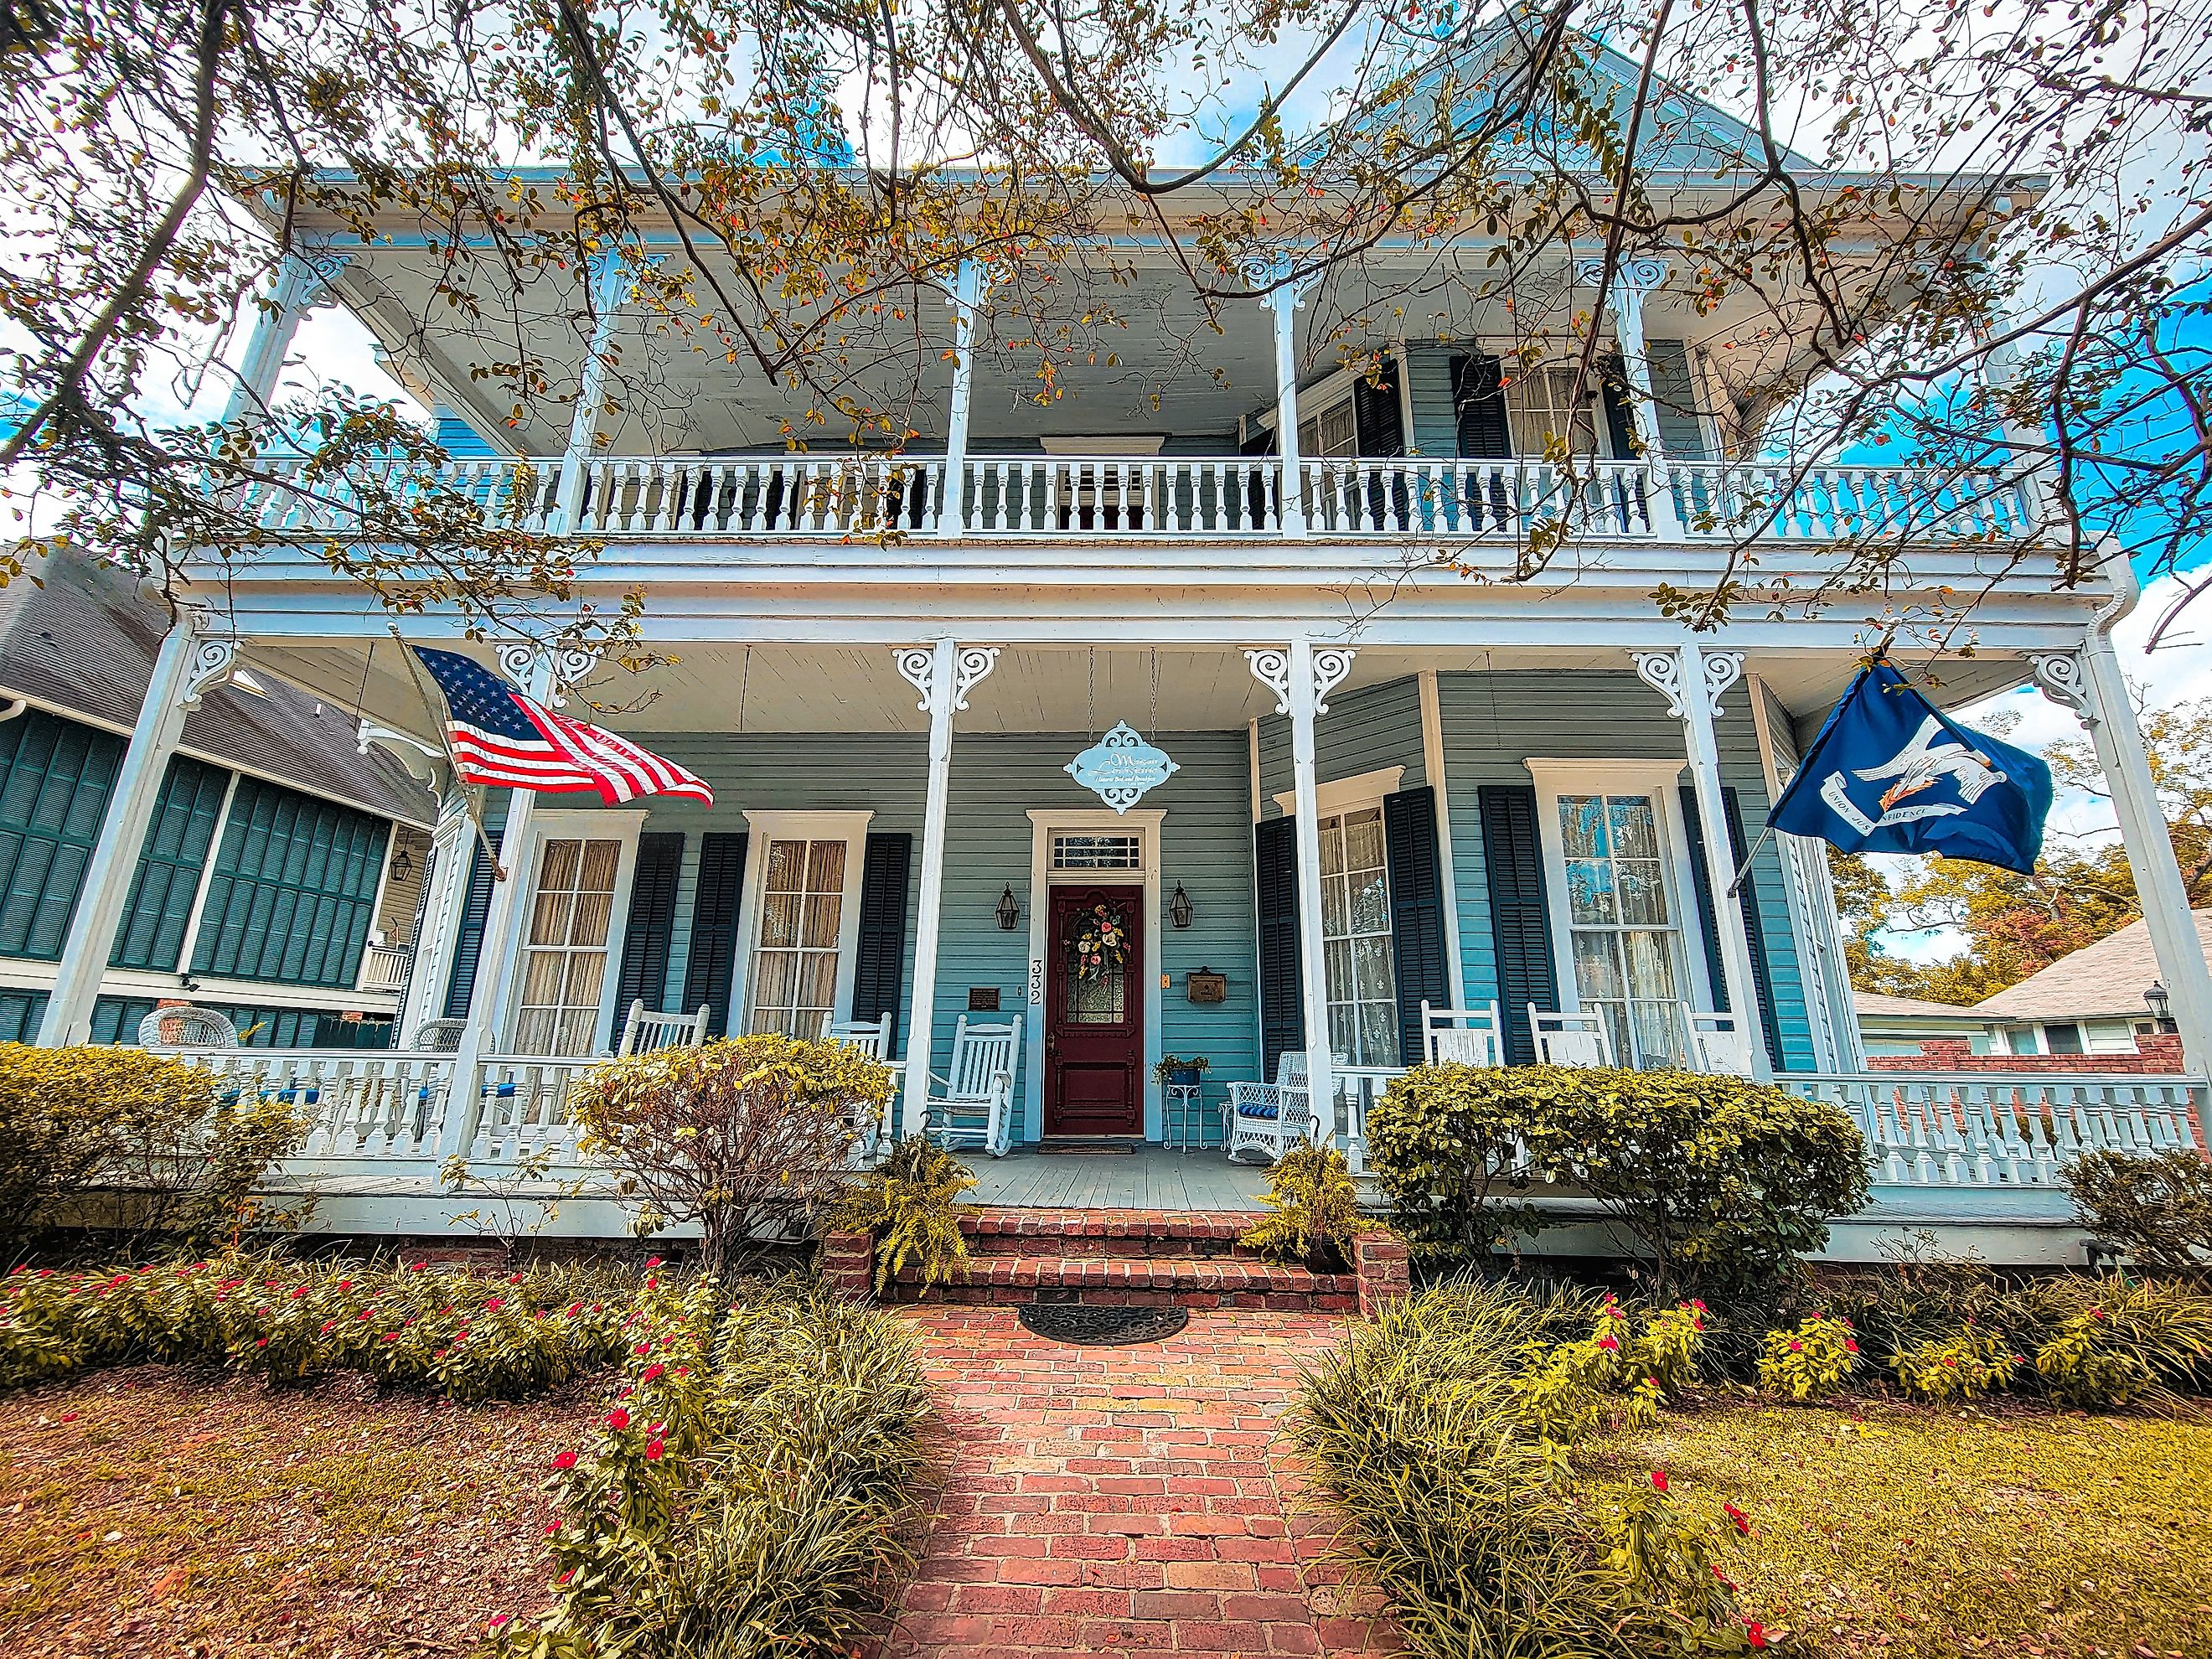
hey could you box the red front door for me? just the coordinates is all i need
[1045,884,1145,1137]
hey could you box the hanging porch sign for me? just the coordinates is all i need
[1066,721,1179,813]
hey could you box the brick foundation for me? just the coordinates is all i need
[819,1229,876,1303]
[1351,1234,1409,1320]
[1868,1034,2186,1073]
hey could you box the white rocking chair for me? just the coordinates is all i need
[1683,1007,1757,1076]
[1529,1005,1615,1067]
[137,1005,240,1052]
[1225,1052,1312,1164]
[1420,1000,1506,1067]
[924,1015,1017,1158]
[829,1012,897,1160]
[617,1000,711,1057]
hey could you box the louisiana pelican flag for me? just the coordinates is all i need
[1769,661,2051,873]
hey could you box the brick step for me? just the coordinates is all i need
[958,1207,1272,1259]
[889,1251,1357,1312]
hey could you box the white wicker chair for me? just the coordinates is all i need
[617,1000,711,1057]
[1529,1005,1615,1067]
[1683,1007,1757,1076]
[411,1017,467,1053]
[137,1005,239,1051]
[1225,1052,1310,1164]
[1420,1000,1505,1067]
[829,1012,896,1160]
[923,1016,1017,1158]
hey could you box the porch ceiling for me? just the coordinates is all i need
[239,638,2035,748]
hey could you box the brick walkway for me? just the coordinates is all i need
[880,1306,1399,1659]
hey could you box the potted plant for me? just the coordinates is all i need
[1153,1054,1211,1088]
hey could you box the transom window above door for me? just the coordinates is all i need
[1557,792,1687,1068]
[748,837,847,1039]
[513,837,620,1056]
[1051,833,1142,871]
[1319,805,1399,1067]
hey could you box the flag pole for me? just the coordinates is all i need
[390,624,508,881]
[1724,625,1899,900]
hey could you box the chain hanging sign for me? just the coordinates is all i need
[1066,722,1179,814]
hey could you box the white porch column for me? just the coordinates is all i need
[2033,638,2212,1077]
[1576,256,1678,535]
[35,614,240,1045]
[548,252,632,535]
[398,794,477,1046]
[222,246,352,426]
[1248,639,1356,1144]
[937,260,982,537]
[1417,669,1468,1006]
[1255,267,1310,538]
[1633,643,1771,1082]
[896,639,1000,1134]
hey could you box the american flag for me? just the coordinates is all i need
[412,647,714,807]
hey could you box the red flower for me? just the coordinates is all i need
[1649,1470,1668,1492]
[1597,1336,1620,1351]
[1843,1338,1858,1354]
[551,1450,577,1470]
[644,1439,665,1460]
[1942,1357,1958,1367]
[484,1298,504,1312]
[1724,1501,1749,1536]
[488,1614,511,1631]
[633,1342,650,1357]
[255,1336,270,1347]
[1788,1341,1802,1352]
[645,1257,664,1269]
[607,1408,631,1431]
[642,1363,664,1382]
[1745,1620,1770,1649]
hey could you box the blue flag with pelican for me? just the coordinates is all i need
[1768,661,2052,874]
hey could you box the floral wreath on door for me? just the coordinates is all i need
[1070,901,1129,982]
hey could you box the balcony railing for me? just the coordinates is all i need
[233,452,2042,546]
[357,943,411,994]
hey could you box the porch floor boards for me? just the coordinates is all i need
[966,1147,1272,1212]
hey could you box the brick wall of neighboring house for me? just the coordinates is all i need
[1866,1034,2187,1073]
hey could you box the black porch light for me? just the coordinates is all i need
[1168,881,1194,930]
[389,846,415,884]
[995,884,1021,931]
[2145,980,2175,1031]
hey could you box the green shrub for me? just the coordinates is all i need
[1891,1326,2020,1401]
[833,1134,974,1295]
[1368,1064,1871,1295]
[2032,1275,2212,1408]
[0,1044,220,1243]
[1238,1142,1367,1269]
[571,1036,894,1272]
[1295,1279,1760,1658]
[1513,1297,1708,1441]
[1757,1315,1861,1400]
[494,1283,932,1659]
[2062,1149,2212,1281]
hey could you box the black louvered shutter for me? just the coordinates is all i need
[1383,788,1450,1065]
[1476,785,1558,1065]
[614,832,685,1024]
[1450,354,1512,457]
[851,831,912,1049]
[681,831,749,1038]
[1254,815,1304,1078]
[1600,359,1639,457]
[442,840,497,1019]
[1677,785,1785,1070]
[1352,375,1404,457]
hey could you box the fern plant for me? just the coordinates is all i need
[833,1136,976,1295]
[1238,1142,1366,1270]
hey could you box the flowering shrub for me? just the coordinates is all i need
[2033,1275,2212,1408]
[490,1281,931,1659]
[0,1255,638,1400]
[1891,1326,2019,1401]
[1297,1279,1760,1659]
[1514,1296,1708,1440]
[1757,1315,1860,1401]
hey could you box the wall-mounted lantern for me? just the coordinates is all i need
[995,884,1021,932]
[1167,881,1194,930]
[390,847,415,885]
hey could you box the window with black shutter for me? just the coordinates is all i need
[1253,815,1304,1078]
[1382,788,1450,1063]
[850,831,912,1049]
[681,831,750,1038]
[1476,785,1558,1065]
[614,831,685,1022]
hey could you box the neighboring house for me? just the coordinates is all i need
[0,548,436,1047]
[22,29,2210,1258]
[1854,990,2000,1057]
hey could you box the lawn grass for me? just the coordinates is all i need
[0,1362,591,1657]
[1590,1398,2212,1659]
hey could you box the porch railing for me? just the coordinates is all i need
[232,452,2040,546]
[357,943,411,994]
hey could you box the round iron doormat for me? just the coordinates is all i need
[1017,1303,1190,1346]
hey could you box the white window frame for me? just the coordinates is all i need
[731,809,873,1040]
[1273,766,1408,1068]
[1525,760,1718,1056]
[494,809,645,1057]
[1024,808,1164,1145]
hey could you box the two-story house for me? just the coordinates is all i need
[31,41,2210,1258]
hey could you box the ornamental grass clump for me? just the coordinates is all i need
[1296,1279,1763,1658]
[1238,1142,1367,1270]
[2031,1275,2212,1409]
[495,1281,932,1659]
[832,1134,975,1295]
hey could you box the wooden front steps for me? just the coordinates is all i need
[886,1207,1361,1312]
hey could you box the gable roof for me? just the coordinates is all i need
[1969,912,2209,1023]
[1853,990,1990,1022]
[0,548,437,826]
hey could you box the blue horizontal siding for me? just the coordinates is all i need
[1254,675,1426,814]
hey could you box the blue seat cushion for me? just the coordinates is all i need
[1238,1103,1280,1120]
